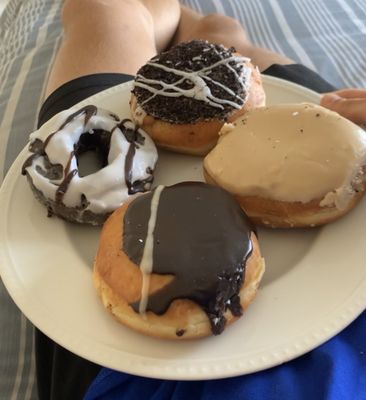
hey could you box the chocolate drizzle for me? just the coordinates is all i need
[119,119,153,195]
[133,40,249,124]
[123,182,254,335]
[55,169,77,204]
[23,105,100,179]
[22,106,112,213]
[60,105,97,130]
[22,107,157,225]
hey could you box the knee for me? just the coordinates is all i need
[198,13,245,38]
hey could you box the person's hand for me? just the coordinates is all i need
[320,89,366,127]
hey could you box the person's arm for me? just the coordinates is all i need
[320,89,366,126]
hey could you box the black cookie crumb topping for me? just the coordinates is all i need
[132,40,248,124]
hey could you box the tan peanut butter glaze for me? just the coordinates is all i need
[204,103,366,209]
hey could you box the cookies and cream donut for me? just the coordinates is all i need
[22,105,158,225]
[204,103,366,228]
[130,40,265,155]
[93,182,265,339]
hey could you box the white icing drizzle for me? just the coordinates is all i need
[138,185,165,316]
[134,54,252,111]
[132,105,147,126]
[23,106,158,219]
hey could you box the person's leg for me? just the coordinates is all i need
[45,0,180,97]
[171,6,335,93]
[172,6,294,71]
[143,0,181,52]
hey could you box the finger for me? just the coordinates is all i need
[323,89,366,99]
[320,94,366,126]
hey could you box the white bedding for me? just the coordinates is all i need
[0,0,9,15]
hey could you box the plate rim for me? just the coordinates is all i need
[1,75,366,380]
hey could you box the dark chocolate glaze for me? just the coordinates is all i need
[133,40,247,124]
[176,329,185,337]
[123,182,255,335]
[119,119,153,195]
[29,138,44,153]
[55,169,77,204]
[60,105,97,130]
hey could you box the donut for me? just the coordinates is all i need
[203,103,366,228]
[130,40,265,155]
[22,105,158,225]
[93,182,265,339]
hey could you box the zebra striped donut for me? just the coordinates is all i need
[22,105,158,225]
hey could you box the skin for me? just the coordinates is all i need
[45,0,292,96]
[321,89,366,127]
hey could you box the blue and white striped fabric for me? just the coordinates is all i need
[0,0,365,398]
[193,0,366,89]
[0,2,63,398]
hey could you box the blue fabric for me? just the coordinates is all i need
[84,311,366,400]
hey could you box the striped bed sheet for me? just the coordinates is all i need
[0,2,8,16]
[0,0,365,398]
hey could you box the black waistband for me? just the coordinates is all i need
[37,64,336,128]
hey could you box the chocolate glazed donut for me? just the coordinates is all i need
[93,182,265,339]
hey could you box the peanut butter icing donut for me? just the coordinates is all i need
[130,40,265,155]
[22,105,158,225]
[204,103,366,228]
[93,182,265,339]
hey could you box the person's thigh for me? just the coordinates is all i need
[45,0,157,97]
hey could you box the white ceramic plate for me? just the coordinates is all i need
[1,76,366,380]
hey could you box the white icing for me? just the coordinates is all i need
[133,54,252,111]
[138,185,165,315]
[24,106,158,216]
[132,105,147,126]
